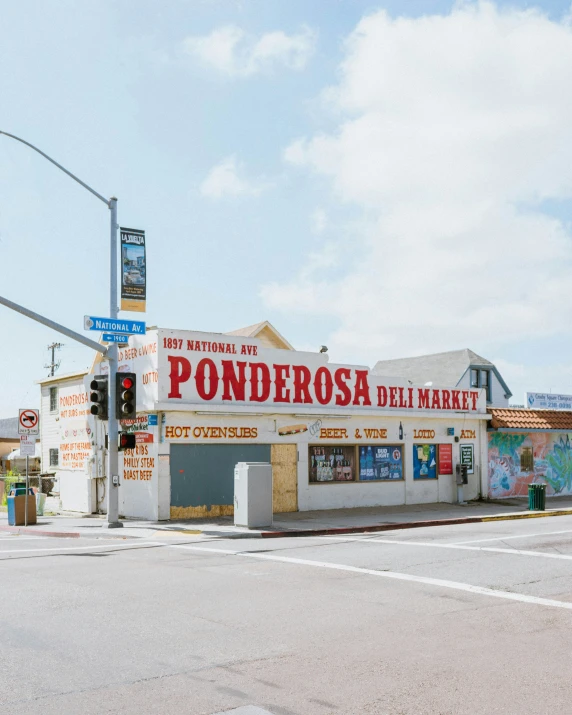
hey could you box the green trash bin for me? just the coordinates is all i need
[528,483,546,511]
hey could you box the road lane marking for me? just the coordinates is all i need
[314,536,572,562]
[452,529,572,545]
[166,544,572,611]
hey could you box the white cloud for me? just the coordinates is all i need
[183,25,315,77]
[311,208,328,234]
[199,155,269,199]
[264,2,572,367]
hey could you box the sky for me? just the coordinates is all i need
[2,0,572,417]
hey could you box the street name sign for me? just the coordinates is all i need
[20,435,36,457]
[84,316,146,335]
[19,408,39,435]
[102,332,129,344]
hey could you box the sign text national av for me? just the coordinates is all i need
[84,316,146,335]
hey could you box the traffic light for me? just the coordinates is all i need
[90,375,109,420]
[116,372,136,419]
[118,432,136,451]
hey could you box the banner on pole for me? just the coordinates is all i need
[120,227,146,313]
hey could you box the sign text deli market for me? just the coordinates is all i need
[165,339,483,413]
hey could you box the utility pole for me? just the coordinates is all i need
[45,342,63,377]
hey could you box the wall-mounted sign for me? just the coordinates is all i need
[120,227,146,313]
[526,392,572,410]
[460,444,474,474]
[447,427,455,436]
[438,444,453,475]
[413,444,437,479]
[160,329,486,415]
[460,429,476,439]
[165,425,258,440]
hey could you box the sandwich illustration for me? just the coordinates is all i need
[278,423,308,436]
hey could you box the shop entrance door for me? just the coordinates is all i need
[170,444,271,515]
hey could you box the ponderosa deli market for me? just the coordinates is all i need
[40,325,488,519]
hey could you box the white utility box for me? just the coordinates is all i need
[234,462,273,528]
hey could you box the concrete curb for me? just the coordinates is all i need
[3,507,572,541]
[259,508,572,538]
[0,526,81,538]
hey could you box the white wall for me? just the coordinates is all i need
[40,375,95,513]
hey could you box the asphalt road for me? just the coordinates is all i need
[3,517,572,715]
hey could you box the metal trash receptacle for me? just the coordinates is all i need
[7,488,37,525]
[528,483,546,511]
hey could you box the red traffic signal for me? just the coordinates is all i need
[118,432,136,451]
[116,372,136,418]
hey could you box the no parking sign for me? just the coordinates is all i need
[19,408,39,435]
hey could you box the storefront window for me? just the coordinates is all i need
[413,444,437,479]
[309,446,355,483]
[359,445,403,480]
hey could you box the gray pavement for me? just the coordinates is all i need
[2,517,572,713]
[4,496,572,540]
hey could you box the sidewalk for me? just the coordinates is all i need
[3,497,572,540]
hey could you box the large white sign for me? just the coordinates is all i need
[156,329,487,415]
[526,392,572,410]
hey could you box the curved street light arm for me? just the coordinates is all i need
[0,130,110,207]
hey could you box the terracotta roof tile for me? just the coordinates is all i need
[488,408,572,430]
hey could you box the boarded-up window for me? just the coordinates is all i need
[520,447,534,472]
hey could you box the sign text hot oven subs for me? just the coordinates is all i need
[165,355,483,412]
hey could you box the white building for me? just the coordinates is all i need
[38,323,494,520]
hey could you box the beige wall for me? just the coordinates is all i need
[0,440,18,461]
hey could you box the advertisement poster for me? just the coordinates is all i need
[309,446,355,483]
[460,444,474,474]
[438,444,453,475]
[359,445,403,481]
[120,227,146,313]
[413,444,437,479]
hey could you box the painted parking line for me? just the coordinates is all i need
[317,535,572,562]
[166,543,572,611]
[452,529,572,545]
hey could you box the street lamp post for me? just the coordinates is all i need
[0,130,123,528]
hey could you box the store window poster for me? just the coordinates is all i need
[310,446,355,482]
[359,445,403,481]
[413,444,437,479]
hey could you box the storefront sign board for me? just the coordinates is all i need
[460,444,474,474]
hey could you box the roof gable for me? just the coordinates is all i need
[225,321,294,350]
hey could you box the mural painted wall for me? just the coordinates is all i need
[488,432,572,498]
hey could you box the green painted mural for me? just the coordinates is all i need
[488,432,572,497]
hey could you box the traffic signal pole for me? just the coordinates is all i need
[0,131,123,528]
[106,197,122,528]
